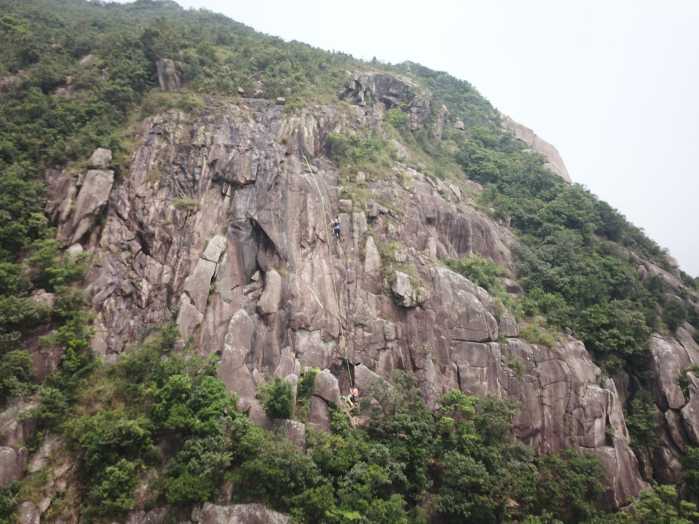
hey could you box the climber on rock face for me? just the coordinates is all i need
[350,387,359,404]
[331,217,342,240]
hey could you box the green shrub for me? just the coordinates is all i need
[289,483,337,523]
[520,322,557,348]
[33,386,69,429]
[532,450,605,522]
[626,393,660,450]
[385,108,409,130]
[325,132,388,169]
[0,349,34,403]
[233,438,322,511]
[663,299,687,332]
[172,196,200,211]
[164,435,231,504]
[445,254,504,292]
[0,482,18,524]
[682,447,699,504]
[67,410,154,476]
[259,377,294,419]
[297,368,319,400]
[625,485,699,523]
[88,459,139,516]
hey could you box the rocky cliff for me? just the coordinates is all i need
[501,115,572,182]
[2,1,699,522]
[34,72,644,509]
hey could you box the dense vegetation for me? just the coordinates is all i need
[17,328,699,523]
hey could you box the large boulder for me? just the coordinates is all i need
[257,269,282,315]
[501,114,572,182]
[88,147,112,169]
[313,369,341,405]
[58,168,114,244]
[0,446,26,487]
[156,58,181,91]
[17,502,40,524]
[198,503,289,524]
[391,270,426,308]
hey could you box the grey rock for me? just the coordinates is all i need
[202,235,227,263]
[31,289,55,309]
[391,271,426,308]
[257,269,282,315]
[501,114,571,182]
[0,446,26,487]
[183,259,217,314]
[338,199,353,213]
[198,503,289,524]
[17,501,40,524]
[313,369,341,405]
[126,508,168,524]
[156,58,181,91]
[651,334,691,410]
[61,169,114,244]
[309,396,331,432]
[88,147,112,169]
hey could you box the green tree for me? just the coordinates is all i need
[259,377,294,419]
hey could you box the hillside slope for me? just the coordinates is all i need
[2,1,699,523]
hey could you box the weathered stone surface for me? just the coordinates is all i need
[17,501,40,524]
[391,271,426,308]
[354,364,386,395]
[88,147,112,169]
[257,269,282,315]
[61,169,114,244]
[502,114,572,182]
[28,435,61,473]
[651,334,692,410]
[73,89,646,506]
[313,369,341,405]
[176,295,204,342]
[156,58,181,91]
[0,446,26,487]
[183,258,217,314]
[309,396,331,432]
[0,401,36,449]
[681,372,699,445]
[198,503,289,524]
[125,507,168,524]
[202,234,227,263]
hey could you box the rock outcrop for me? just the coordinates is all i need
[38,72,651,506]
[198,503,289,524]
[502,114,572,182]
[156,58,181,91]
[0,400,36,488]
[649,329,699,482]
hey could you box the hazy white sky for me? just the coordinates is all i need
[126,0,699,275]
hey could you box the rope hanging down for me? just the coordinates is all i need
[302,156,355,388]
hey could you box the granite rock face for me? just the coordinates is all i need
[502,114,572,182]
[649,329,699,482]
[40,75,658,506]
[198,503,289,524]
[156,58,181,91]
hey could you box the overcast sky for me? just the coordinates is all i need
[125,0,699,275]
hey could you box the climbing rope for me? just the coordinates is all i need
[301,155,355,388]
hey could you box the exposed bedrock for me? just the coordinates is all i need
[46,97,653,506]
